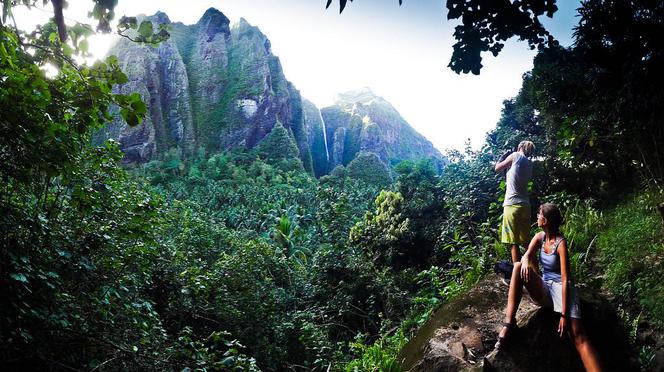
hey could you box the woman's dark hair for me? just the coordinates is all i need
[540,202,564,233]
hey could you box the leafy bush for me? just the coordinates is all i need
[555,196,604,283]
[344,330,407,372]
[596,189,664,328]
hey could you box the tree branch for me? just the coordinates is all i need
[51,0,67,42]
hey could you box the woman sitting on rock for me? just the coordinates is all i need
[495,203,602,372]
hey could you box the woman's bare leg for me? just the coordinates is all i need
[521,267,550,306]
[503,262,524,325]
[499,262,549,338]
[570,319,602,372]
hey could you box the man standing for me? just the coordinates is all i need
[495,141,535,263]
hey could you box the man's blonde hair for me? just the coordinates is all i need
[518,140,535,157]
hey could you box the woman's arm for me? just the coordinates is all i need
[495,152,514,172]
[520,232,543,282]
[558,238,570,336]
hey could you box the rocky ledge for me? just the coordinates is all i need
[399,274,638,371]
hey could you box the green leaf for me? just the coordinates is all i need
[10,273,28,282]
[339,0,349,13]
[62,43,74,58]
[118,16,137,30]
[131,97,147,115]
[78,39,89,54]
[116,92,147,126]
[137,20,153,39]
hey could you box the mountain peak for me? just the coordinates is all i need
[233,17,272,52]
[238,17,251,28]
[234,17,260,34]
[335,87,381,105]
[198,7,230,27]
[320,88,444,168]
[197,7,230,41]
[150,11,170,24]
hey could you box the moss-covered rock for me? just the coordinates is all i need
[399,274,638,371]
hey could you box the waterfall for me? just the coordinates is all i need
[317,108,330,161]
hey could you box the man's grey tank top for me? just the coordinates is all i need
[539,234,565,283]
[504,152,532,206]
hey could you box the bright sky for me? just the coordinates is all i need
[11,0,580,152]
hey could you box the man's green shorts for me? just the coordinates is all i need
[501,204,531,245]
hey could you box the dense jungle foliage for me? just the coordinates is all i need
[1,0,663,371]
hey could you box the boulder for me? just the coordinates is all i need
[399,274,638,371]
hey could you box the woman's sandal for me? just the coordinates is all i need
[494,320,516,350]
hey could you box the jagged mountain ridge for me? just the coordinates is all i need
[97,8,311,171]
[99,8,444,176]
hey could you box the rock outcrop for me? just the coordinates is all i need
[312,88,445,172]
[399,274,638,371]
